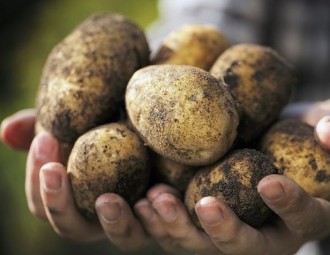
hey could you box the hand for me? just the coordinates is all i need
[1,109,150,253]
[284,99,330,149]
[281,99,330,126]
[136,178,330,255]
[134,110,330,254]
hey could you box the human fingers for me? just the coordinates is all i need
[258,175,330,251]
[195,197,267,255]
[40,162,103,241]
[135,198,181,253]
[146,183,181,201]
[26,132,59,219]
[315,115,330,149]
[96,194,150,252]
[1,109,36,150]
[150,193,218,255]
[281,100,330,126]
[301,100,330,126]
[134,184,185,253]
[40,162,104,242]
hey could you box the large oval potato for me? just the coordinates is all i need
[67,123,150,220]
[36,13,150,144]
[259,119,330,200]
[210,44,296,144]
[185,149,278,228]
[151,24,228,70]
[125,64,239,166]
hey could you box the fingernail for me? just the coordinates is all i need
[98,202,121,223]
[34,132,57,161]
[41,167,62,192]
[135,201,154,221]
[197,197,224,226]
[153,200,177,222]
[259,181,285,202]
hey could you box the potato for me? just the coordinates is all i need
[36,13,150,145]
[184,149,278,228]
[151,24,228,70]
[125,64,239,166]
[67,123,150,220]
[259,119,330,200]
[210,44,296,144]
[149,151,198,194]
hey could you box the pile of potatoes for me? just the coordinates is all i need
[35,13,330,227]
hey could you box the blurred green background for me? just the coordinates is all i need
[0,0,166,254]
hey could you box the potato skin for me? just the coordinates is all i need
[151,24,228,70]
[259,119,330,201]
[36,13,150,144]
[125,65,239,166]
[67,123,150,220]
[210,44,296,143]
[184,149,278,228]
[149,151,198,194]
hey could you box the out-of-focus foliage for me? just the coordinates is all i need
[0,1,163,254]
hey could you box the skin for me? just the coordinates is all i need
[37,14,150,144]
[210,44,295,144]
[126,65,239,166]
[1,102,330,254]
[151,24,228,70]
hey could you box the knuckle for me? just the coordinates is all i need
[28,202,46,219]
[46,206,62,216]
[280,189,306,215]
[212,224,241,244]
[54,228,93,243]
[294,227,314,241]
[169,228,190,241]
[106,225,133,240]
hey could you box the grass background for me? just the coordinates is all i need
[0,1,180,254]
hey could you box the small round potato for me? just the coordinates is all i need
[67,123,150,220]
[151,24,228,70]
[36,13,150,144]
[210,44,296,143]
[185,149,278,228]
[259,119,330,201]
[125,64,239,166]
[150,151,198,194]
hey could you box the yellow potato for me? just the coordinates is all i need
[36,13,150,145]
[259,119,330,200]
[67,123,150,220]
[210,44,296,144]
[125,64,239,166]
[151,24,228,70]
[150,151,198,194]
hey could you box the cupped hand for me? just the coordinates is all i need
[1,109,150,252]
[2,102,330,255]
[136,176,330,255]
[135,106,330,255]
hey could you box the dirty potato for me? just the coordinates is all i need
[67,123,150,220]
[185,149,278,228]
[150,151,199,194]
[210,44,296,144]
[125,65,239,166]
[36,13,150,145]
[259,119,330,200]
[151,24,228,70]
